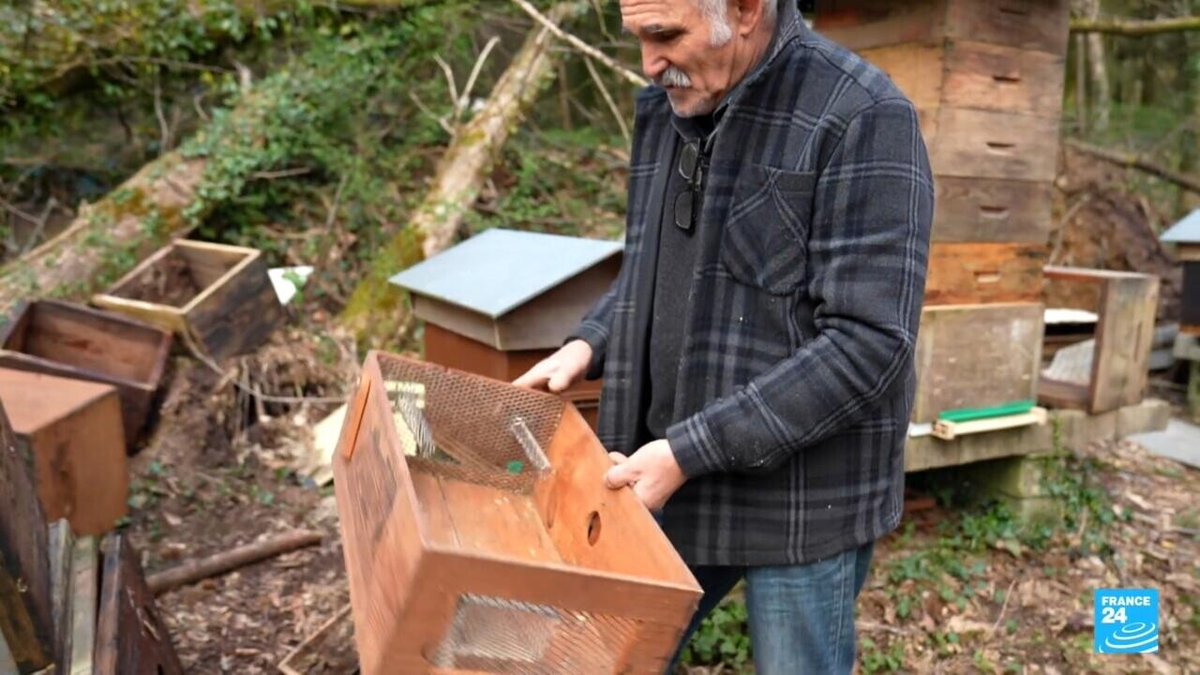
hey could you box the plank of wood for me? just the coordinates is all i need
[174,240,243,290]
[924,243,1045,306]
[933,407,1047,440]
[940,40,1065,117]
[813,0,946,51]
[427,475,562,564]
[944,0,1070,55]
[0,402,55,673]
[1090,274,1160,413]
[0,369,129,537]
[857,43,945,118]
[1184,263,1200,329]
[814,0,1070,54]
[47,520,73,668]
[929,107,1060,181]
[186,248,282,361]
[1036,377,1089,411]
[931,176,1053,243]
[94,533,184,675]
[65,536,97,675]
[913,302,1044,423]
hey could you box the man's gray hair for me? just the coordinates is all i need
[694,0,778,46]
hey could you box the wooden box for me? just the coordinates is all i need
[0,369,128,536]
[814,0,1069,247]
[332,351,701,674]
[913,302,1044,423]
[423,323,603,430]
[94,532,184,675]
[1,402,56,673]
[0,300,172,449]
[91,239,282,361]
[1038,267,1159,414]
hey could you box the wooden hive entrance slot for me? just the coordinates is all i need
[333,351,701,675]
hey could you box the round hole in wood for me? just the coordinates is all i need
[587,511,601,545]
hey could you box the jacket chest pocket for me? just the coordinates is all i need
[719,165,817,295]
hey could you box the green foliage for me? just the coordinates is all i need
[680,596,752,671]
[860,638,905,673]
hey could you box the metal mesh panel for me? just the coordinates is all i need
[376,354,563,493]
[429,594,639,674]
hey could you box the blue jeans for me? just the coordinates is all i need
[665,541,875,675]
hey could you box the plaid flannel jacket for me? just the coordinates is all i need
[571,2,934,566]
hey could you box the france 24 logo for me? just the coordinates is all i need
[1094,589,1159,654]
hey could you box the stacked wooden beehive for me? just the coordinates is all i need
[814,0,1071,422]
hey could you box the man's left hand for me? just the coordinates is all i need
[604,439,687,511]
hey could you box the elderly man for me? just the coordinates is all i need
[515,0,933,671]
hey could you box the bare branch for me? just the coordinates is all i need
[510,0,648,88]
[584,56,630,145]
[1070,15,1200,36]
[1065,139,1200,194]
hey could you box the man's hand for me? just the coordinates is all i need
[512,339,593,393]
[604,439,687,511]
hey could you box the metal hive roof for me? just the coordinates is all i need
[1162,209,1200,244]
[388,228,622,318]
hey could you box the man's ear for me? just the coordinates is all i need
[732,0,766,36]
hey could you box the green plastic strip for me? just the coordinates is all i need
[937,400,1036,424]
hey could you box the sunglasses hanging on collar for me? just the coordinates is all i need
[674,139,710,233]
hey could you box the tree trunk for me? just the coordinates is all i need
[339,1,587,345]
[1082,0,1110,131]
[1070,16,1200,36]
[0,76,287,319]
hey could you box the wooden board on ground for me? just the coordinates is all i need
[65,535,98,675]
[0,369,128,536]
[924,243,1045,306]
[0,299,172,450]
[0,401,55,673]
[913,302,1044,423]
[92,239,282,362]
[94,532,184,675]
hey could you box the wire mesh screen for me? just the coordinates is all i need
[376,353,564,494]
[429,594,638,674]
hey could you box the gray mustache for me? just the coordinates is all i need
[657,66,691,88]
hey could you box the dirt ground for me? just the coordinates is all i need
[121,328,1200,674]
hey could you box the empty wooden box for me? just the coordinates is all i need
[1038,267,1159,414]
[91,239,282,361]
[1,401,56,673]
[332,351,701,674]
[0,300,172,450]
[0,369,128,537]
[389,228,622,431]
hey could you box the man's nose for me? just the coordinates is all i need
[641,45,667,81]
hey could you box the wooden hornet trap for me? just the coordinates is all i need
[332,351,701,674]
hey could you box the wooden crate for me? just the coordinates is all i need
[332,351,701,674]
[1038,267,1160,414]
[913,302,1044,423]
[1,402,56,673]
[92,239,282,362]
[94,532,184,675]
[423,323,603,431]
[814,0,1069,247]
[0,369,128,536]
[0,300,172,450]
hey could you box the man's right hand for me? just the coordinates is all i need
[512,339,593,393]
